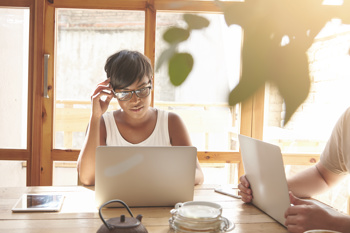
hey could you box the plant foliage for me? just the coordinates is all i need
[157,14,210,86]
[158,0,350,125]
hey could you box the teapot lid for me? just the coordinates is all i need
[105,214,141,229]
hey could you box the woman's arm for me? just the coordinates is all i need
[168,112,204,185]
[77,79,113,185]
[77,117,104,185]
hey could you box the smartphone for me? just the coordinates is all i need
[214,188,241,199]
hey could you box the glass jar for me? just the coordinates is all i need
[169,201,234,233]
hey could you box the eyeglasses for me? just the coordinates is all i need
[112,85,152,101]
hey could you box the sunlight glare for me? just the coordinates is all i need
[322,0,343,5]
[280,35,290,47]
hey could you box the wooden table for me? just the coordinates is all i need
[0,185,288,233]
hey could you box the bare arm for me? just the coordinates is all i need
[288,162,345,198]
[238,161,345,203]
[77,79,113,185]
[168,112,204,185]
[77,117,102,185]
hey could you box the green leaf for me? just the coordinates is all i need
[163,27,190,44]
[229,33,311,126]
[270,45,311,125]
[155,45,177,71]
[183,14,210,30]
[168,53,193,86]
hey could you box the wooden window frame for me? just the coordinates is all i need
[0,0,45,186]
[0,0,319,186]
[44,0,247,186]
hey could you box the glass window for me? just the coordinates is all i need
[0,8,29,149]
[54,9,145,149]
[155,12,242,152]
[53,161,78,186]
[155,12,242,185]
[263,18,350,214]
[263,19,350,153]
[0,160,26,187]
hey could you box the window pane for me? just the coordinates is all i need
[53,161,78,186]
[54,9,145,149]
[155,13,242,152]
[263,19,350,153]
[264,19,350,213]
[0,8,29,149]
[0,161,26,187]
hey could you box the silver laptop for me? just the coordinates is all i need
[238,134,291,227]
[95,146,197,207]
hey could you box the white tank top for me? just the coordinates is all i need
[102,108,171,146]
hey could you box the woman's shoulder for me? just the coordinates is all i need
[102,110,122,125]
[165,110,191,146]
[166,111,185,128]
[154,108,180,121]
[168,111,180,120]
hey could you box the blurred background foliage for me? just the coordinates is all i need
[157,0,350,126]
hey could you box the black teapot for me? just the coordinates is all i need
[97,200,148,233]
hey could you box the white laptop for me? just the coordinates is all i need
[95,146,197,208]
[238,134,291,227]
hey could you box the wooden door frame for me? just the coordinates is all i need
[30,0,46,186]
[0,0,321,186]
[41,0,248,186]
[42,0,161,185]
[0,0,44,186]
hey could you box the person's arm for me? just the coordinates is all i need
[77,117,101,185]
[77,79,113,185]
[238,161,345,203]
[168,112,204,185]
[285,192,350,233]
[288,162,345,198]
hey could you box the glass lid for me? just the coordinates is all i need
[178,205,221,219]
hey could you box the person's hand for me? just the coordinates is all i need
[90,78,114,119]
[284,192,334,233]
[238,175,253,203]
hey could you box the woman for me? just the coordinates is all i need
[77,50,204,186]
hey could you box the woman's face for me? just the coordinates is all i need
[113,76,152,120]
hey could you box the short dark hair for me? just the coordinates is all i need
[105,50,153,90]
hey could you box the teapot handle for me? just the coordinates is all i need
[98,199,134,230]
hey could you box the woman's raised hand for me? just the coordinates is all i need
[90,78,114,119]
